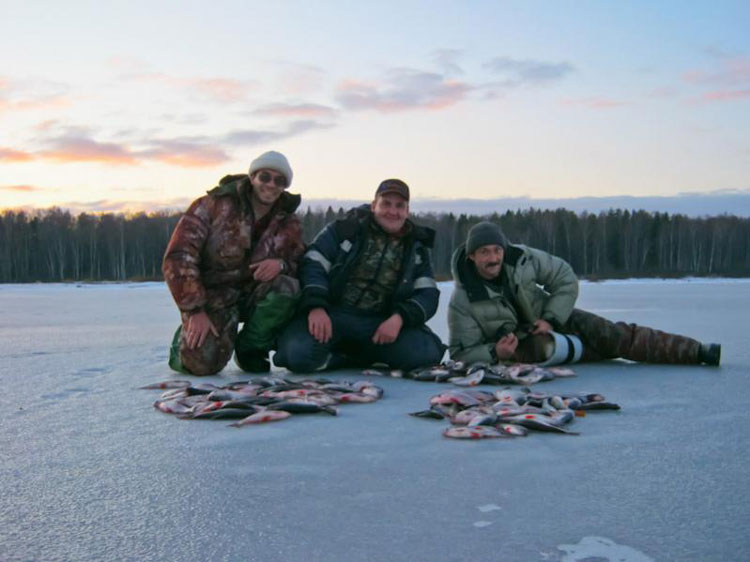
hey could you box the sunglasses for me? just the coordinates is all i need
[257,171,287,188]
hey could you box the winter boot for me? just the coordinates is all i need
[234,348,271,373]
[698,343,721,366]
[168,325,192,374]
[234,291,299,373]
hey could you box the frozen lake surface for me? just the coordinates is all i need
[1,279,749,562]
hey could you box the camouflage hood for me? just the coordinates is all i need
[208,173,301,216]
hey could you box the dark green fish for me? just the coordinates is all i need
[267,401,338,416]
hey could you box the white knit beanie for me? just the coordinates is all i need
[248,151,293,186]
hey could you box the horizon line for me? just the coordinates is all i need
[3,189,750,217]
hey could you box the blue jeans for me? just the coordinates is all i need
[274,307,446,373]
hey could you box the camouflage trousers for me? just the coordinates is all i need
[558,308,701,364]
[169,275,299,376]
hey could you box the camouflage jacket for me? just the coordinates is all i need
[448,243,578,363]
[339,220,406,312]
[300,205,439,327]
[162,174,305,313]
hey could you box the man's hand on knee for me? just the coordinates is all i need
[185,311,219,350]
[308,308,332,344]
[372,313,403,345]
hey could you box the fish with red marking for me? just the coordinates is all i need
[443,426,509,439]
[228,410,292,427]
[140,380,191,390]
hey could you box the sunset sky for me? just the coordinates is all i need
[2,1,749,213]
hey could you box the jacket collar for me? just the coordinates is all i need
[207,173,301,215]
[451,244,523,303]
[340,204,435,247]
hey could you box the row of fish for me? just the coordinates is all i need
[141,376,384,427]
[364,360,576,386]
[410,386,620,439]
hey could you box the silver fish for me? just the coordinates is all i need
[450,370,485,387]
[547,367,576,377]
[409,408,447,420]
[500,413,579,434]
[497,423,528,437]
[576,401,621,411]
[188,407,265,420]
[443,426,509,439]
[351,381,384,398]
[140,380,191,390]
[430,390,481,408]
[333,392,377,404]
[153,399,194,415]
[228,410,291,427]
[450,406,494,426]
[267,401,338,415]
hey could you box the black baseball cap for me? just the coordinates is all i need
[375,178,410,201]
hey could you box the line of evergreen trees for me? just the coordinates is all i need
[1,206,749,283]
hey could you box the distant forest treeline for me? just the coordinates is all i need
[1,206,749,283]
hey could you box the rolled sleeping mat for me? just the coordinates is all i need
[538,331,583,367]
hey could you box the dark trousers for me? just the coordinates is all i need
[564,308,701,364]
[169,275,299,376]
[274,307,446,373]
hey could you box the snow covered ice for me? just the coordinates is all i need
[1,279,749,562]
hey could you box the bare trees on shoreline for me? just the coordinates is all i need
[1,206,748,283]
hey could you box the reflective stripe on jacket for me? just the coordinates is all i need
[300,205,439,327]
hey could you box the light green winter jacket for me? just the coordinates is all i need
[448,243,579,363]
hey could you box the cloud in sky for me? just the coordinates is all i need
[41,136,139,165]
[431,49,465,76]
[50,197,195,214]
[336,68,471,112]
[267,60,327,95]
[700,89,750,102]
[13,120,328,168]
[482,56,575,86]
[188,78,253,103]
[683,55,750,86]
[682,55,750,103]
[252,102,337,119]
[0,148,35,162]
[32,130,228,167]
[224,119,334,146]
[138,139,230,167]
[111,59,259,103]
[0,76,69,112]
[1,184,41,192]
[561,97,629,109]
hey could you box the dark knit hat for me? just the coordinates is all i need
[466,221,508,254]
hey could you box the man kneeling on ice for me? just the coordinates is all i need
[448,221,721,367]
[275,179,446,372]
[162,151,305,375]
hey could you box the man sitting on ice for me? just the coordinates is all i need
[275,179,445,372]
[448,221,721,366]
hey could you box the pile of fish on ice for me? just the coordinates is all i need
[410,386,620,439]
[363,360,577,386]
[141,376,384,428]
